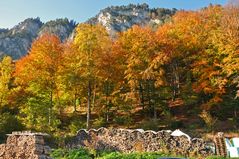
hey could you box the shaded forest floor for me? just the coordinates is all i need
[60,98,239,141]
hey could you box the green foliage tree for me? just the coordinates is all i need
[0,56,14,108]
[73,24,111,129]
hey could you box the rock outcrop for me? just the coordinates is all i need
[0,18,43,59]
[38,18,76,41]
[0,18,76,59]
[0,131,52,159]
[87,3,176,36]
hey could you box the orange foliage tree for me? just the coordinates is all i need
[14,34,63,132]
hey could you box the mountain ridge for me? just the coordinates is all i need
[0,3,176,59]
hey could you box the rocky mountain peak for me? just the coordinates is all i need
[10,18,43,37]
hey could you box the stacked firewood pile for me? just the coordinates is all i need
[0,131,52,159]
[214,132,227,157]
[72,128,214,156]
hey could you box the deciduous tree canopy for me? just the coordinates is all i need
[1,4,239,137]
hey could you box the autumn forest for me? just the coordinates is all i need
[1,4,239,143]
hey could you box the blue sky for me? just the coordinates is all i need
[0,0,227,29]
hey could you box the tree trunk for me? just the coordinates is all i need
[92,84,96,109]
[139,81,145,110]
[48,91,53,126]
[73,92,77,113]
[234,106,238,129]
[150,80,157,119]
[147,80,151,109]
[86,80,91,130]
[105,82,109,122]
[175,62,180,95]
[106,102,109,123]
[153,105,157,119]
[0,95,3,109]
[171,62,180,101]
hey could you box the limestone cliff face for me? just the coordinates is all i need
[0,18,43,59]
[87,3,176,36]
[0,18,76,59]
[38,18,76,41]
[0,3,176,59]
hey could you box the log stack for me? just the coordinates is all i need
[71,127,214,157]
[214,132,227,157]
[0,131,52,159]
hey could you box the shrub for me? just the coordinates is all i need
[93,117,107,128]
[206,156,229,159]
[50,148,93,159]
[51,148,187,159]
[170,120,184,129]
[96,151,181,159]
[199,110,217,132]
[114,115,132,126]
[68,118,86,135]
[140,119,160,131]
[0,112,24,143]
